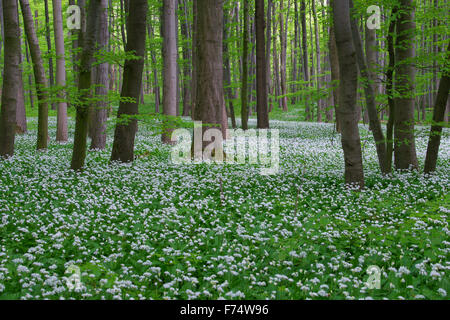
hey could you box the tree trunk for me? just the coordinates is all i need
[349,1,388,174]
[256,0,269,128]
[15,12,26,135]
[332,0,364,188]
[223,9,236,129]
[0,0,20,158]
[329,1,340,132]
[300,0,310,120]
[312,0,322,122]
[43,0,55,110]
[394,0,418,170]
[19,0,49,150]
[52,0,68,142]
[386,7,398,172]
[110,0,148,163]
[424,42,450,173]
[70,0,101,170]
[180,0,192,117]
[193,0,226,151]
[90,0,109,150]
[241,0,249,130]
[161,0,178,144]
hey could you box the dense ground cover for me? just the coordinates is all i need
[0,117,448,300]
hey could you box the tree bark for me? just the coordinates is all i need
[90,0,109,150]
[241,0,249,130]
[43,0,55,110]
[394,0,418,170]
[110,0,148,163]
[0,0,20,158]
[256,0,269,128]
[193,0,226,148]
[424,42,450,173]
[332,0,364,188]
[52,0,68,142]
[300,0,310,120]
[161,0,178,144]
[70,0,101,170]
[349,1,388,174]
[19,0,49,150]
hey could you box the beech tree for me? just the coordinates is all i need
[424,42,450,173]
[70,0,101,171]
[331,0,364,188]
[192,0,226,154]
[52,0,68,142]
[394,0,418,170]
[19,0,49,150]
[161,0,178,144]
[110,0,148,163]
[90,0,109,150]
[0,0,20,158]
[255,0,269,129]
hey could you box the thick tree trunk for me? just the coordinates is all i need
[161,0,178,144]
[394,0,418,170]
[52,0,68,142]
[0,0,20,158]
[110,0,148,163]
[256,0,269,128]
[332,0,364,188]
[70,0,101,170]
[90,0,109,150]
[424,42,450,173]
[193,0,226,150]
[19,0,49,150]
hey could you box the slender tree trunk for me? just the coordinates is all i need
[386,7,398,172]
[312,0,322,122]
[266,0,273,111]
[43,0,55,110]
[394,0,418,170]
[25,39,34,110]
[424,42,450,173]
[241,0,249,130]
[180,0,192,117]
[70,0,101,170]
[147,21,160,114]
[332,0,364,188]
[52,0,68,142]
[0,0,20,158]
[161,0,178,144]
[110,0,148,163]
[15,10,26,135]
[301,0,310,120]
[19,0,49,150]
[90,0,109,150]
[349,1,388,174]
[256,0,269,128]
[329,9,340,132]
[223,10,236,129]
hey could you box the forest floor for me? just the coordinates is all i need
[0,116,448,299]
